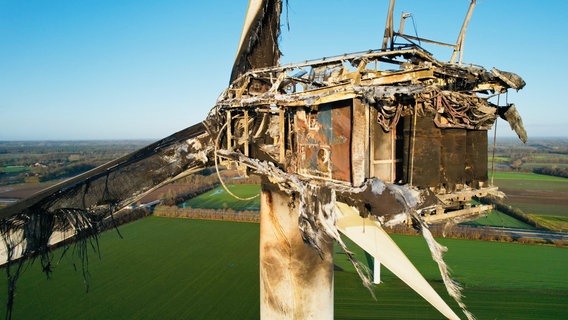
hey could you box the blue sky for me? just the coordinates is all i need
[1,0,567,140]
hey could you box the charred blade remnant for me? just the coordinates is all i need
[0,122,215,319]
[0,122,213,264]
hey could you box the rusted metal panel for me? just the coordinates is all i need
[296,100,352,182]
[370,106,398,183]
[441,129,467,192]
[404,110,441,188]
[465,129,488,187]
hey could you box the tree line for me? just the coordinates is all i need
[532,166,568,178]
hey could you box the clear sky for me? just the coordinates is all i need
[1,0,567,140]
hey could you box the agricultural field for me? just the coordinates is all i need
[482,137,568,230]
[462,210,533,229]
[0,140,148,186]
[488,137,568,173]
[1,217,566,319]
[491,171,568,231]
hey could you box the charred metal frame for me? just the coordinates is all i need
[212,46,526,223]
[383,0,477,65]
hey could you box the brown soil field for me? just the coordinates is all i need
[0,182,58,199]
[501,188,568,206]
[500,187,568,216]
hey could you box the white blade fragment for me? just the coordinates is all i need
[336,202,460,320]
[235,0,264,61]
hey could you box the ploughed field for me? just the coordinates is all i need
[493,172,568,215]
[487,137,568,230]
[492,172,568,230]
[1,217,566,319]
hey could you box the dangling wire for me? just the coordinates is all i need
[490,95,499,186]
[410,14,421,47]
[409,103,418,186]
[214,121,260,201]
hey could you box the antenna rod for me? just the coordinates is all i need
[382,0,396,50]
[450,0,476,64]
[398,12,411,35]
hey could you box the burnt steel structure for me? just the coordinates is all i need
[212,46,526,225]
[0,1,526,319]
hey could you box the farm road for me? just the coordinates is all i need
[468,226,568,242]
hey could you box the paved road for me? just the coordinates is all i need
[0,199,18,205]
[465,225,568,242]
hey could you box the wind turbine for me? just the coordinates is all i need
[0,1,526,319]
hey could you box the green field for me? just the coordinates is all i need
[1,217,566,319]
[463,210,534,229]
[492,171,568,189]
[180,184,261,211]
[0,166,28,174]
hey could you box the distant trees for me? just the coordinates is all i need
[38,162,96,182]
[509,158,525,171]
[0,141,147,185]
[533,166,568,178]
[154,205,260,223]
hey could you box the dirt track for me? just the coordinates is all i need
[0,182,58,200]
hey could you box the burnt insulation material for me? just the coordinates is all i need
[500,104,528,143]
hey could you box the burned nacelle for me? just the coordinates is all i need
[210,47,526,224]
